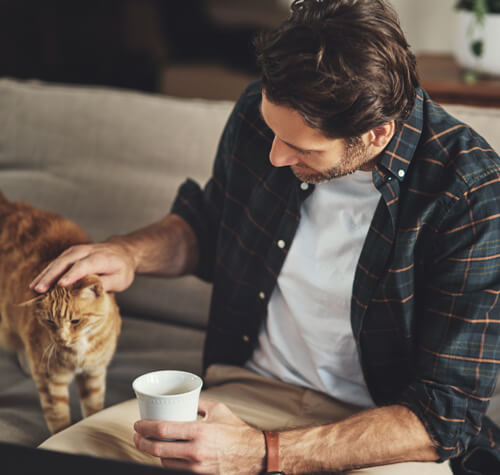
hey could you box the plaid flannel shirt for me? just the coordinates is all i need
[171,81,500,473]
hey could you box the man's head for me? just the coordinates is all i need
[260,91,394,183]
[255,0,419,181]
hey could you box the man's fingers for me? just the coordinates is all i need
[56,258,97,286]
[30,261,61,290]
[30,269,50,291]
[197,398,220,419]
[30,246,91,292]
[133,432,195,460]
[197,398,218,412]
[31,261,75,292]
[134,420,198,442]
[197,398,236,422]
[33,250,105,292]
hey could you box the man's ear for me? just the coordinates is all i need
[16,295,45,307]
[72,275,103,300]
[368,121,395,148]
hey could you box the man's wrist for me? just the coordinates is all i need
[105,235,140,272]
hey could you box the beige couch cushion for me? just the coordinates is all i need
[442,103,500,152]
[0,78,236,328]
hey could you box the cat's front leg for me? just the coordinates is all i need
[76,368,106,418]
[34,370,73,434]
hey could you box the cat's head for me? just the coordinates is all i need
[19,275,112,347]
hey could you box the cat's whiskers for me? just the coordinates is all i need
[84,321,104,335]
[49,343,56,372]
[88,322,102,332]
[43,341,56,373]
[41,341,53,366]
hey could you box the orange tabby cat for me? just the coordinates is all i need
[0,192,122,434]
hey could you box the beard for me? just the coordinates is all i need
[291,136,371,184]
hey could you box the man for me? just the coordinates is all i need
[33,0,500,474]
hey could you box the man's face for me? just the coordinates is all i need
[260,92,374,184]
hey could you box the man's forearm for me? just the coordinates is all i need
[280,405,439,473]
[109,213,199,277]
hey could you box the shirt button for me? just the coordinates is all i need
[277,240,286,249]
[398,169,405,178]
[242,335,250,343]
[259,291,266,300]
[300,182,309,191]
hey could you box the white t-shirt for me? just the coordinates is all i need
[246,170,380,407]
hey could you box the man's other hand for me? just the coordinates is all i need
[133,399,266,475]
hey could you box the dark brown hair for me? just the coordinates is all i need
[255,0,419,138]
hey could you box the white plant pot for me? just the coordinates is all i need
[454,10,500,76]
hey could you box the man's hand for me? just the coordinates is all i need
[133,399,266,475]
[30,214,199,293]
[30,239,137,293]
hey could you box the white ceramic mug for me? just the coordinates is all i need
[132,370,203,422]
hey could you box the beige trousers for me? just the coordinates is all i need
[41,364,452,474]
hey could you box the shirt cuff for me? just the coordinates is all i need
[170,178,213,282]
[397,380,484,462]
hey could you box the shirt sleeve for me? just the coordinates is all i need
[170,84,252,282]
[396,174,500,462]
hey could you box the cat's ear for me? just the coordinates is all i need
[73,275,103,300]
[16,295,45,307]
[80,283,103,300]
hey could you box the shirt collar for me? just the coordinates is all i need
[375,88,425,182]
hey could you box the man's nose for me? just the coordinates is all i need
[269,136,300,168]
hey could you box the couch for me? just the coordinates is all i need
[1,78,500,452]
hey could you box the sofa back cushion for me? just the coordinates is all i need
[0,79,234,328]
[443,103,500,152]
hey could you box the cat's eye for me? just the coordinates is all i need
[71,319,81,325]
[45,320,56,327]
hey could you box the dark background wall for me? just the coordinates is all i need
[0,0,288,99]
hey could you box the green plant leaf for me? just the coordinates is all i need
[471,39,484,57]
[474,0,488,23]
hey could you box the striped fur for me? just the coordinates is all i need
[0,193,121,434]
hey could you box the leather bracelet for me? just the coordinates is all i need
[263,430,285,474]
